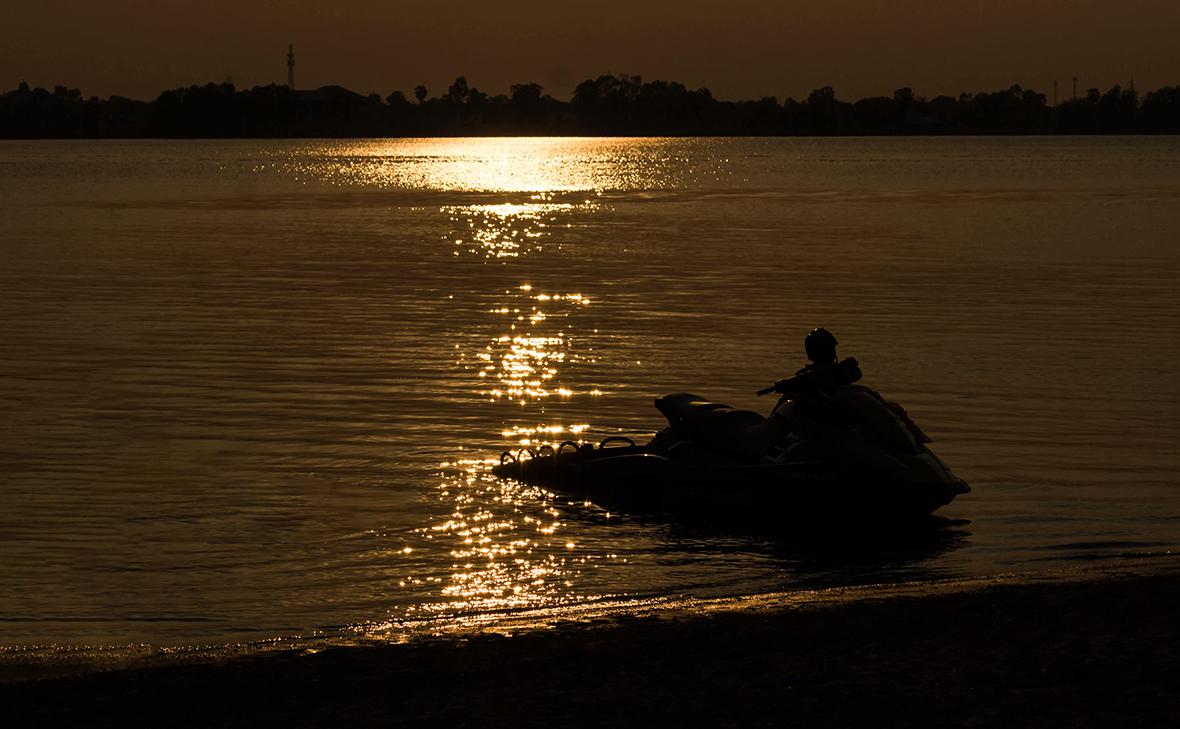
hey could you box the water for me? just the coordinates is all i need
[1,136,1178,649]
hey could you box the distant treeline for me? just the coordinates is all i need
[3,75,1180,138]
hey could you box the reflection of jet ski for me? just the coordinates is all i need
[493,360,969,523]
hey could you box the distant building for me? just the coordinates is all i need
[287,45,295,89]
[294,85,366,104]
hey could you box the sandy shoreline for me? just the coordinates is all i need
[5,558,1180,727]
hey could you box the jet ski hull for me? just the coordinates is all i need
[493,443,969,523]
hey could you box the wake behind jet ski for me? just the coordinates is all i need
[494,329,969,524]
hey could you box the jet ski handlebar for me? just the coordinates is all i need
[755,382,785,397]
[756,357,862,397]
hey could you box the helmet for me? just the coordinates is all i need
[804,327,838,363]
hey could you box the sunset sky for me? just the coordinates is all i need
[6,0,1177,101]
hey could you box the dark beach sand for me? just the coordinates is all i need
[5,561,1180,728]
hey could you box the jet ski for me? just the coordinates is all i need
[493,358,969,523]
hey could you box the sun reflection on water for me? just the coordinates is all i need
[387,460,620,619]
[259,138,668,628]
[444,200,595,259]
[501,423,590,447]
[458,283,602,404]
[268,137,680,193]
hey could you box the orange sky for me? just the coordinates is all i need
[5,0,1177,101]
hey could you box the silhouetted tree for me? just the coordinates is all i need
[3,76,1179,138]
[892,88,935,132]
[1141,86,1180,132]
[571,74,643,133]
[504,83,566,133]
[446,77,470,104]
[1096,85,1137,132]
[853,96,898,133]
[800,86,852,133]
[510,83,542,105]
[958,84,1048,132]
[925,95,961,130]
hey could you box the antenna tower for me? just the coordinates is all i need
[287,45,295,89]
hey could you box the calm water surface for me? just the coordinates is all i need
[1,137,1178,648]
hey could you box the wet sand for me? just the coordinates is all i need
[5,560,1180,728]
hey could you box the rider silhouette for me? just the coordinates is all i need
[797,327,839,376]
[777,328,930,444]
[762,327,861,428]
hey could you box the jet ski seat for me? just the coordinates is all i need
[654,393,786,459]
